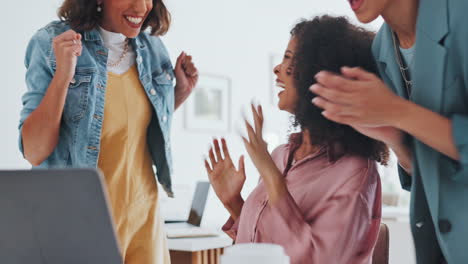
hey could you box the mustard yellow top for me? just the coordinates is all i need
[98,65,170,263]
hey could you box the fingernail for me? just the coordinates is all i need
[314,72,323,80]
[311,98,318,104]
[310,84,318,91]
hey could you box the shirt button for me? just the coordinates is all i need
[150,89,156,95]
[415,221,424,228]
[166,73,171,80]
[137,56,143,64]
[439,219,452,233]
[162,115,167,122]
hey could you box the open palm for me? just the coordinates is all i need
[205,138,246,205]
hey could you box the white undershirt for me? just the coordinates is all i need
[98,26,136,75]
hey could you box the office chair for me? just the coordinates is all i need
[372,223,390,264]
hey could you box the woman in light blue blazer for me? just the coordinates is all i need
[308,0,468,263]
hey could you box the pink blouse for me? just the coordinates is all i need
[222,142,382,264]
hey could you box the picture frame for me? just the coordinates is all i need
[184,74,232,132]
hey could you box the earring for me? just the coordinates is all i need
[97,4,102,12]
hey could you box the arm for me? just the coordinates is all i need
[20,29,82,166]
[311,68,460,160]
[22,76,72,165]
[391,99,459,160]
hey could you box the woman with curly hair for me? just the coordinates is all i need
[18,0,198,263]
[311,1,468,263]
[204,16,386,264]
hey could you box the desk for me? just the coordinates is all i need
[168,234,233,264]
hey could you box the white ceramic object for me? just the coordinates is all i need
[220,243,290,264]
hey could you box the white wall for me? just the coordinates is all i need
[0,1,414,263]
[1,0,63,169]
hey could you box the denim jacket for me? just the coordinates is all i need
[19,21,175,197]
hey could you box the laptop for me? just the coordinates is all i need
[165,181,219,238]
[0,169,122,264]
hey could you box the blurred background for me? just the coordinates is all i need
[0,1,414,263]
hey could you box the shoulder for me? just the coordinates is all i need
[136,31,172,67]
[271,144,289,159]
[448,0,468,17]
[270,144,289,171]
[333,154,370,172]
[25,22,67,66]
[447,0,468,37]
[137,31,164,46]
[27,21,71,50]
[37,21,72,39]
[331,155,377,192]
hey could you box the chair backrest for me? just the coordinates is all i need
[372,223,389,264]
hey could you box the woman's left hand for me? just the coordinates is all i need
[174,51,198,110]
[310,66,406,127]
[242,104,287,203]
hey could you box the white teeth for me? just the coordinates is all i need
[125,16,142,25]
[276,82,286,88]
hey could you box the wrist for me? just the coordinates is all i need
[53,73,73,87]
[388,96,412,129]
[224,195,244,220]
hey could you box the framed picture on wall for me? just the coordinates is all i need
[184,74,232,132]
[269,53,283,106]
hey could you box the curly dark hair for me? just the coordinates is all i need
[58,0,171,36]
[290,15,389,165]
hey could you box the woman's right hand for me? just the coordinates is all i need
[52,30,82,83]
[205,138,246,217]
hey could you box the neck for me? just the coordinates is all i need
[381,0,419,49]
[294,130,318,160]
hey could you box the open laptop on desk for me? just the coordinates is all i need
[165,181,219,238]
[0,169,122,264]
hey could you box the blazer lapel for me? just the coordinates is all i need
[375,24,408,99]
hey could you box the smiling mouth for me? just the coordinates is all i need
[125,15,143,26]
[348,0,364,11]
[276,79,286,89]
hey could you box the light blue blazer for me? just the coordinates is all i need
[372,0,468,263]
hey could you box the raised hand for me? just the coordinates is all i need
[241,103,288,204]
[310,67,403,127]
[205,138,246,216]
[52,29,82,84]
[241,104,272,172]
[174,51,198,110]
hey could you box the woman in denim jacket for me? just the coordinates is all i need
[18,0,198,263]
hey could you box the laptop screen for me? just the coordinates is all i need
[187,181,210,227]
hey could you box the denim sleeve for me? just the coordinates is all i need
[18,28,54,156]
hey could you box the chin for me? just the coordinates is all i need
[277,102,294,114]
[122,29,140,38]
[355,12,380,23]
